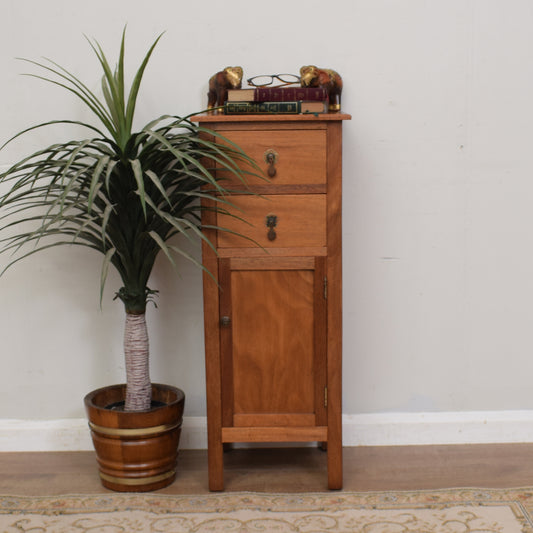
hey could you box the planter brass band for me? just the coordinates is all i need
[88,420,182,437]
[99,470,176,487]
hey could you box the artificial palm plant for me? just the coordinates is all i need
[0,31,255,412]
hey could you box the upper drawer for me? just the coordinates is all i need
[217,194,326,249]
[217,129,327,187]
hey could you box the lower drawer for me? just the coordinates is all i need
[217,195,326,249]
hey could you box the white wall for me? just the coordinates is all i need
[1,0,533,445]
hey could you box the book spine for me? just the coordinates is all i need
[224,101,304,115]
[227,87,328,102]
[254,87,327,101]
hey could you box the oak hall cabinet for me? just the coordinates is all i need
[193,113,350,491]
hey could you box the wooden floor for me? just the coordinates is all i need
[1,444,533,495]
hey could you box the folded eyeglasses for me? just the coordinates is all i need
[246,73,301,88]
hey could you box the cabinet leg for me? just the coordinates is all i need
[327,440,343,490]
[208,441,225,491]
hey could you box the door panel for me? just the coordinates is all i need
[219,257,327,428]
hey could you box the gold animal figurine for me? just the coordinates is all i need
[207,66,243,112]
[300,66,343,112]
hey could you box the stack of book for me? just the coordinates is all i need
[223,86,328,115]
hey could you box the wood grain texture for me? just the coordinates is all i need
[233,414,316,427]
[199,114,350,490]
[2,444,533,494]
[222,427,328,443]
[200,199,225,491]
[230,256,316,270]
[230,268,316,416]
[83,385,184,492]
[325,120,344,489]
[218,259,234,429]
[216,129,327,187]
[313,257,328,428]
[192,113,351,123]
[217,194,326,249]
[218,247,327,258]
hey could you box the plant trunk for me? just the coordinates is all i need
[124,312,152,411]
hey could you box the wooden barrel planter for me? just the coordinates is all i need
[84,383,185,492]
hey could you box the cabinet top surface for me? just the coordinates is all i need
[191,113,351,124]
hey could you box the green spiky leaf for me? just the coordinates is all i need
[0,30,264,316]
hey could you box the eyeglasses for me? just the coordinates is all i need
[246,74,301,88]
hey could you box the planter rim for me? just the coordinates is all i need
[84,383,185,413]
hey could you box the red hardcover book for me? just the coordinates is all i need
[227,86,328,102]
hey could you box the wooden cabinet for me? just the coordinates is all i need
[193,113,350,491]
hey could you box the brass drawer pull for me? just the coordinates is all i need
[264,149,278,178]
[265,214,278,241]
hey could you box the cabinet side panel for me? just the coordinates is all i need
[326,120,343,489]
[201,198,225,490]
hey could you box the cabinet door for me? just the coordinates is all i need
[219,256,327,429]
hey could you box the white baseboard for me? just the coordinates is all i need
[342,411,533,446]
[0,417,208,452]
[1,411,533,451]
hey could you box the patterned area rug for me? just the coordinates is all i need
[1,488,533,532]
